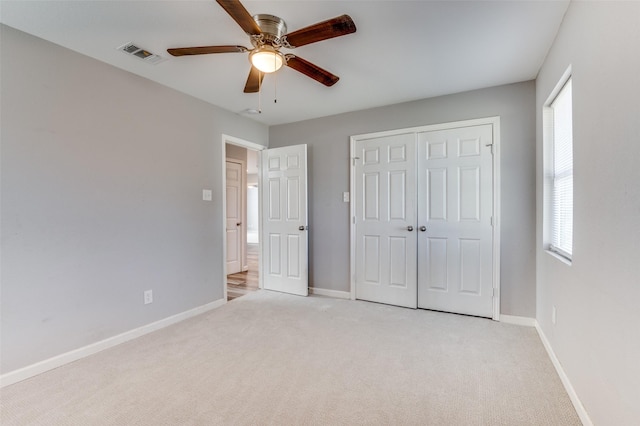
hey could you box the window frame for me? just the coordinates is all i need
[543,69,574,263]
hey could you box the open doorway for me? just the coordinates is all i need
[224,137,263,302]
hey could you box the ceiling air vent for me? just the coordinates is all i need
[117,42,165,65]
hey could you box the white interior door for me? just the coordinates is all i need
[352,121,496,317]
[261,144,308,296]
[354,133,418,308]
[417,125,494,317]
[226,160,243,275]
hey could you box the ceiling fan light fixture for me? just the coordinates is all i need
[249,45,284,73]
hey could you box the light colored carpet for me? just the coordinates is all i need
[0,291,580,425]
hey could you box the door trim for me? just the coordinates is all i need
[221,134,266,302]
[349,117,501,320]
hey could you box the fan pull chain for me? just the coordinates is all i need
[258,70,262,113]
[274,70,278,104]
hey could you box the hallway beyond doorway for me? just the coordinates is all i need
[227,243,259,301]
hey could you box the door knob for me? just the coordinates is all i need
[236,222,242,226]
[407,226,414,231]
[299,225,307,231]
[420,226,427,232]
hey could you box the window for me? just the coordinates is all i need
[544,75,573,261]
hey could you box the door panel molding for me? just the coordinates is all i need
[350,117,501,320]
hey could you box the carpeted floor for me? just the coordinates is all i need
[0,291,580,425]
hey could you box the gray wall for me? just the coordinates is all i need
[270,81,536,317]
[0,26,268,373]
[535,2,640,424]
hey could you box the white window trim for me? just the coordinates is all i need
[543,66,573,264]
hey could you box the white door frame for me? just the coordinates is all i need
[349,117,501,320]
[221,134,266,302]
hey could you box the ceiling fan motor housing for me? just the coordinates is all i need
[252,14,287,47]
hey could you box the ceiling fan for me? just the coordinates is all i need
[167,0,356,93]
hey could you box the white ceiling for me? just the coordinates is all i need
[0,1,569,126]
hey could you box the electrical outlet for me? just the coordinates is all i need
[144,289,153,305]
[552,306,557,325]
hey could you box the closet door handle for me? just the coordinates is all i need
[407,226,414,232]
[420,226,427,232]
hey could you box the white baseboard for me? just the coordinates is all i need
[535,321,593,426]
[308,287,351,300]
[0,298,226,388]
[499,314,536,327]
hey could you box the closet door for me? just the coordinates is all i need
[417,125,494,317]
[354,133,417,308]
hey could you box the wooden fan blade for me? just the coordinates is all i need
[244,67,265,93]
[216,0,262,36]
[286,55,339,87]
[284,15,356,48]
[167,45,248,56]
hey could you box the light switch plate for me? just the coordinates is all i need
[343,192,350,202]
[144,289,153,305]
[202,189,212,201]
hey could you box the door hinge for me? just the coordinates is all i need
[490,216,493,227]
[352,156,360,166]
[352,216,356,224]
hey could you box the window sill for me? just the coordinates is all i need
[546,249,572,266]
